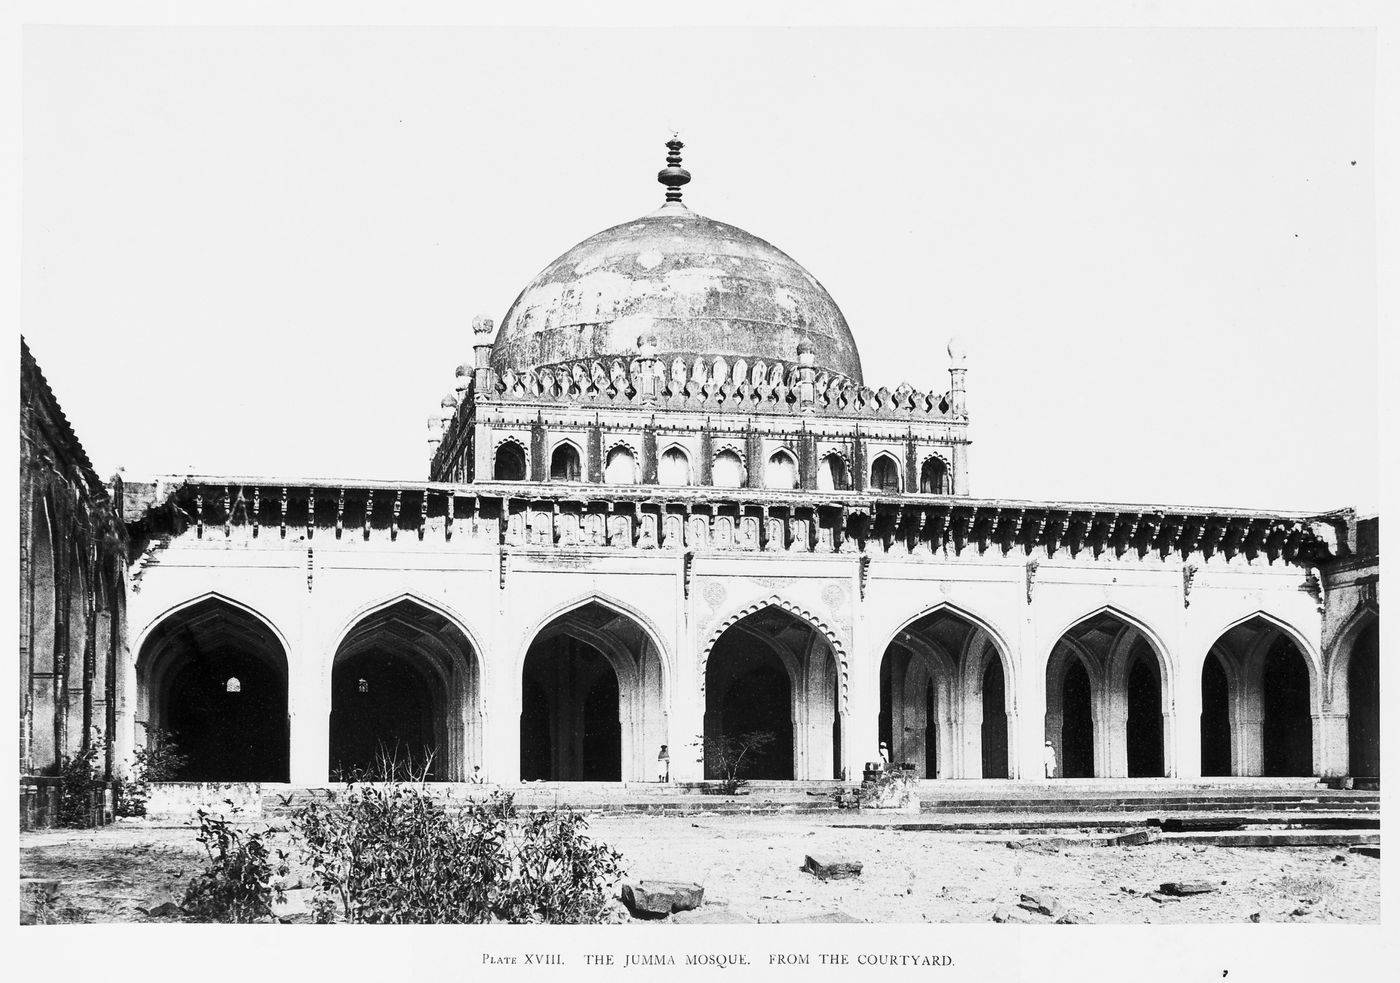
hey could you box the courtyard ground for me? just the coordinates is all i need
[18,811,1379,925]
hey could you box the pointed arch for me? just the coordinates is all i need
[885,601,1018,705]
[700,594,848,712]
[322,591,486,689]
[1325,604,1378,709]
[1207,610,1322,713]
[514,591,673,694]
[135,593,290,781]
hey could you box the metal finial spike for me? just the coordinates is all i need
[658,136,691,203]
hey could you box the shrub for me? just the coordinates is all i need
[57,738,107,828]
[290,785,622,924]
[697,730,776,794]
[181,804,287,923]
[117,727,188,817]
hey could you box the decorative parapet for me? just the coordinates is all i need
[129,476,1337,567]
[481,355,956,421]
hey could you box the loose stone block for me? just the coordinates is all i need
[1159,881,1219,896]
[621,880,705,918]
[804,855,863,880]
[1113,828,1162,846]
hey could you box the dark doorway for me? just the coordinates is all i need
[1262,637,1313,777]
[165,649,288,782]
[330,650,436,780]
[520,636,620,781]
[705,646,793,781]
[1347,622,1379,780]
[1061,659,1094,778]
[1126,656,1164,777]
[924,681,937,778]
[138,599,289,783]
[494,442,526,481]
[1200,651,1232,777]
[981,658,1009,779]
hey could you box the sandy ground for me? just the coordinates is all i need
[19,813,1379,925]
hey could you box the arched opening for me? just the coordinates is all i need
[1205,617,1317,777]
[1126,652,1164,777]
[329,599,480,782]
[817,453,849,492]
[1046,611,1171,779]
[658,446,691,486]
[869,454,901,493]
[1200,651,1232,777]
[704,606,840,781]
[881,608,1012,779]
[1262,635,1313,777]
[549,443,582,482]
[1347,620,1379,779]
[28,496,59,772]
[136,598,289,782]
[1061,659,1094,778]
[981,658,1009,779]
[519,602,665,782]
[766,450,798,490]
[66,558,91,756]
[920,457,948,494]
[604,445,638,485]
[494,441,527,481]
[712,449,745,488]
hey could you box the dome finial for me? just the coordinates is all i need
[658,135,691,204]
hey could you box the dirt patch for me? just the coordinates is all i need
[18,814,1380,925]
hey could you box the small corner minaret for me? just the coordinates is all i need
[472,315,496,391]
[947,336,968,417]
[657,136,691,205]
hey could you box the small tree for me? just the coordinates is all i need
[697,730,776,794]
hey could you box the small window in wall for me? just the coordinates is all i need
[658,446,692,486]
[818,453,849,492]
[494,442,527,481]
[225,677,241,693]
[550,443,582,482]
[766,450,799,490]
[357,677,369,694]
[870,454,901,493]
[920,457,948,494]
[605,445,638,485]
[713,449,745,488]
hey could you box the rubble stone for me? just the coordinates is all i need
[804,855,863,880]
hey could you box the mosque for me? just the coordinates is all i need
[18,141,1379,822]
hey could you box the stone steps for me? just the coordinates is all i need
[256,782,1379,819]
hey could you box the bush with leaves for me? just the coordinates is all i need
[290,785,622,924]
[181,804,288,923]
[116,727,189,818]
[57,738,107,828]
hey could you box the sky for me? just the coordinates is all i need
[21,24,1379,514]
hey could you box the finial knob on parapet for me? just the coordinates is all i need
[658,137,691,204]
[472,315,496,337]
[637,334,658,359]
[796,338,816,366]
[947,336,967,365]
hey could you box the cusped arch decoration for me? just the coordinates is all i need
[699,594,849,712]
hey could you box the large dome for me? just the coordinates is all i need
[490,158,863,384]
